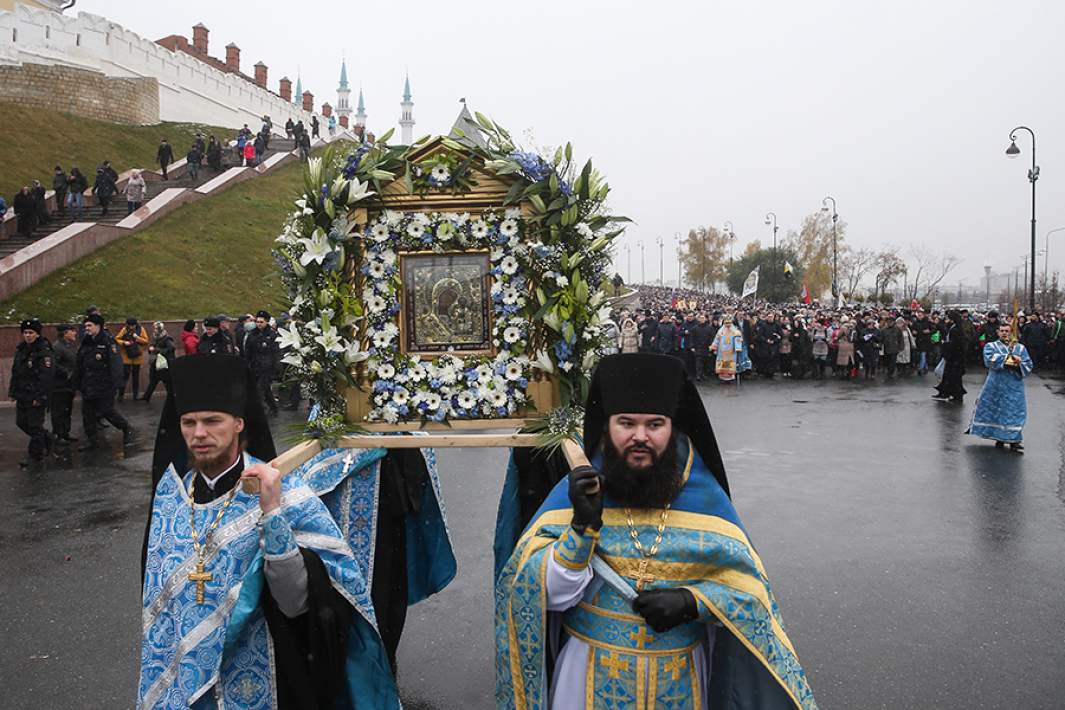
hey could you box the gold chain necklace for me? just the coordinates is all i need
[625,504,671,592]
[186,474,241,604]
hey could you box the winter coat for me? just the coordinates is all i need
[881,325,903,355]
[655,322,677,353]
[125,176,146,202]
[244,326,280,375]
[115,325,150,365]
[181,329,200,356]
[149,333,176,369]
[619,320,639,354]
[93,169,117,199]
[52,337,78,392]
[9,337,54,403]
[157,142,174,166]
[74,331,124,398]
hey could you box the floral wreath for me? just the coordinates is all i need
[273,115,628,445]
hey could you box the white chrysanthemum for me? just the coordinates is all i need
[490,247,505,262]
[383,322,400,338]
[407,222,425,238]
[470,221,489,239]
[424,393,442,410]
[410,367,426,382]
[500,219,519,237]
[475,364,494,384]
[555,274,569,287]
[490,280,503,295]
[368,296,388,314]
[500,256,519,275]
[502,287,520,305]
[490,390,508,407]
[505,207,521,219]
[377,363,396,379]
[503,326,522,344]
[384,210,402,227]
[368,262,386,279]
[431,165,451,183]
[379,249,397,265]
[457,391,477,410]
[438,365,457,384]
[371,223,391,242]
[392,388,410,405]
[381,405,399,424]
[505,363,523,381]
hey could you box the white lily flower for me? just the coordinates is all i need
[276,326,302,352]
[314,326,346,353]
[281,352,303,367]
[344,340,369,364]
[582,350,597,371]
[346,177,374,204]
[298,229,333,267]
[505,207,522,219]
[532,350,554,373]
[307,157,324,186]
[542,312,561,332]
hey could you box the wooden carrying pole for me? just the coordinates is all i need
[243,430,591,493]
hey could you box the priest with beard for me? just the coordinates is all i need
[139,354,399,709]
[495,353,817,710]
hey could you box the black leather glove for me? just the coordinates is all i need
[567,465,604,533]
[633,589,699,632]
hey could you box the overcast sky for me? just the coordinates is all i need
[79,0,1065,288]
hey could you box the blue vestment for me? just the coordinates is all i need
[967,341,1033,443]
[139,447,455,709]
[494,437,817,709]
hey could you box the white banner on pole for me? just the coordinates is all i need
[741,266,760,298]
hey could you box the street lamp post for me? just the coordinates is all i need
[674,232,682,288]
[723,220,735,269]
[1044,227,1065,308]
[623,243,631,284]
[1005,126,1038,312]
[656,235,665,286]
[821,196,838,297]
[640,242,645,284]
[764,212,778,299]
[984,264,992,309]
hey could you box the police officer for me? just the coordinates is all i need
[244,310,280,415]
[74,313,134,450]
[9,318,55,467]
[50,323,79,444]
[197,316,234,354]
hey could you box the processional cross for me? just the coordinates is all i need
[188,561,213,604]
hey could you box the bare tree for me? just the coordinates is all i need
[839,246,877,299]
[906,245,962,301]
[872,248,907,303]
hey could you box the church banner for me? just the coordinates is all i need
[741,266,760,298]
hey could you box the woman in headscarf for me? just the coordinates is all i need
[141,321,175,402]
[619,317,639,354]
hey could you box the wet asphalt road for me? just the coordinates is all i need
[1,373,1063,710]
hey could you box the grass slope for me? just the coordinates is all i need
[0,160,306,323]
[0,102,233,203]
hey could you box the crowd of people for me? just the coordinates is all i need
[608,285,1065,389]
[0,133,231,234]
[7,306,292,469]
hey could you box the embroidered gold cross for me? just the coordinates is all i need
[599,652,630,679]
[664,655,688,680]
[634,558,655,592]
[187,560,213,604]
[629,626,655,650]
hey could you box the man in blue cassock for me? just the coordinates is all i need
[495,353,817,709]
[967,321,1034,453]
[140,354,455,709]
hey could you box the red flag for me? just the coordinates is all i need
[801,283,812,305]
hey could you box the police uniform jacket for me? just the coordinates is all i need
[9,338,55,403]
[74,332,124,398]
[244,327,280,376]
[52,338,78,392]
[197,329,233,355]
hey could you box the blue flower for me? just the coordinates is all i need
[430,378,442,389]
[554,339,573,362]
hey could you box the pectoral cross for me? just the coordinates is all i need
[188,560,213,604]
[634,558,655,592]
[342,452,354,475]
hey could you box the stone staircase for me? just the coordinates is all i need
[0,129,359,301]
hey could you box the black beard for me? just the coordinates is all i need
[602,431,682,509]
